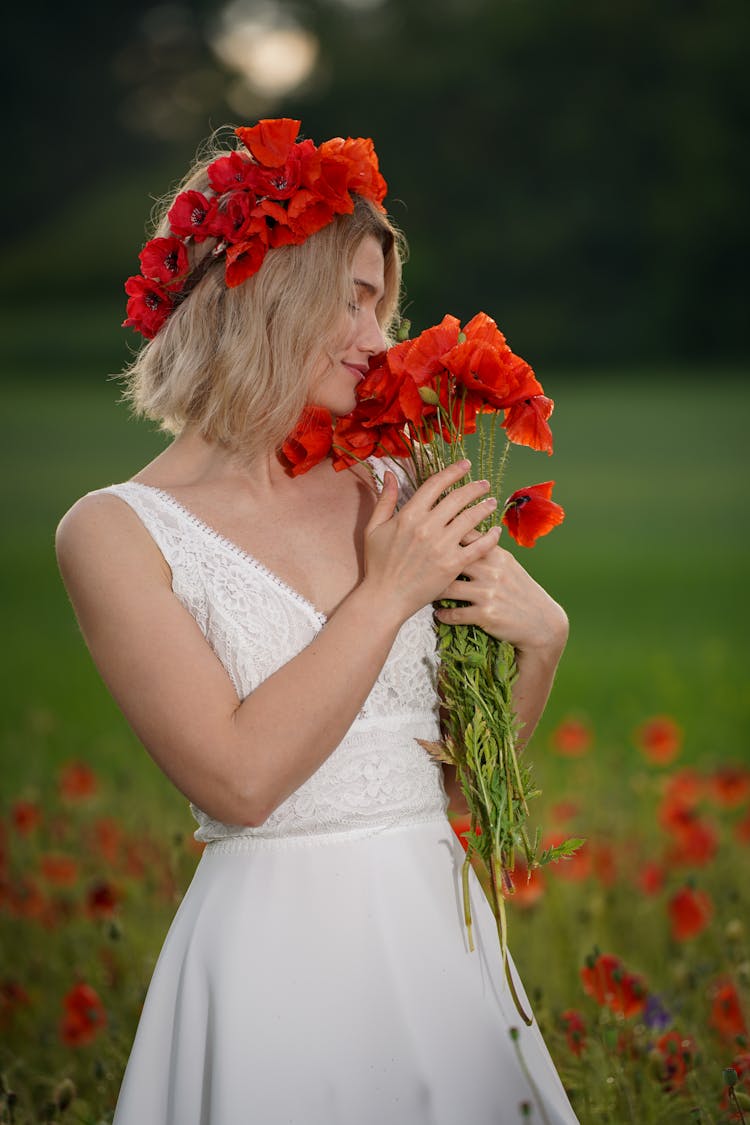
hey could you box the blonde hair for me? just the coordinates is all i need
[121,137,405,465]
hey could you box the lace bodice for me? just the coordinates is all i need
[96,472,447,842]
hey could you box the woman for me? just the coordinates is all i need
[56,119,577,1124]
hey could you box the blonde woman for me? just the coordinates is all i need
[56,119,577,1124]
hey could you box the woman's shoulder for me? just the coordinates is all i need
[55,485,169,589]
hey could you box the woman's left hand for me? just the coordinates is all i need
[433,531,568,657]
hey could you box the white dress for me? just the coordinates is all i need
[99,477,579,1125]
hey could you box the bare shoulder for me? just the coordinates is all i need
[55,489,169,595]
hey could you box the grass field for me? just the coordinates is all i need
[1,372,749,1122]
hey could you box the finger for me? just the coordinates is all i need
[434,603,484,625]
[365,470,399,532]
[456,525,501,565]
[406,459,473,511]
[460,525,501,547]
[448,497,498,541]
[432,478,493,524]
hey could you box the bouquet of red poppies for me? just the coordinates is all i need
[281,312,581,1023]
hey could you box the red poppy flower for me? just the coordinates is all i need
[59,761,98,801]
[11,799,42,835]
[668,885,713,940]
[502,482,565,548]
[207,151,258,195]
[40,853,78,886]
[354,354,426,433]
[317,136,387,210]
[167,190,218,242]
[123,275,174,339]
[442,312,543,412]
[91,817,122,863]
[278,406,334,477]
[591,842,617,888]
[225,236,269,288]
[286,189,337,240]
[636,861,665,896]
[709,980,748,1042]
[59,982,107,1047]
[330,414,411,470]
[398,315,462,386]
[735,810,750,845]
[660,768,703,817]
[550,717,592,757]
[708,766,750,809]
[665,812,718,867]
[560,1009,587,1057]
[85,880,121,919]
[505,859,546,909]
[653,1030,696,1091]
[138,237,189,287]
[635,715,683,766]
[7,877,46,920]
[580,952,647,1018]
[502,395,554,454]
[211,191,263,244]
[236,117,302,167]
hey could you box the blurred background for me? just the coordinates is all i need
[2,1,749,1119]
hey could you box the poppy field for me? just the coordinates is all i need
[1,373,748,1123]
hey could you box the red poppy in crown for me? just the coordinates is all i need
[124,119,389,340]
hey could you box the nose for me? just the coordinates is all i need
[358,307,387,356]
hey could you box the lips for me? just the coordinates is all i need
[343,362,368,380]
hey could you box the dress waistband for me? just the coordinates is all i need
[200,810,449,852]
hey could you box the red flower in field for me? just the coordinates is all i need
[449,814,484,854]
[653,1030,697,1091]
[505,859,546,909]
[660,769,703,820]
[665,812,718,868]
[40,853,78,886]
[502,482,565,548]
[59,761,98,801]
[635,715,683,766]
[668,885,713,941]
[550,717,592,757]
[85,880,121,919]
[91,817,122,864]
[721,1053,750,1118]
[707,766,750,809]
[580,952,647,1018]
[11,799,42,835]
[735,810,750,845]
[560,1009,587,1057]
[278,406,334,477]
[59,982,107,1047]
[636,861,665,896]
[709,980,748,1042]
[502,395,554,454]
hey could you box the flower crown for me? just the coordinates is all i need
[123,118,388,340]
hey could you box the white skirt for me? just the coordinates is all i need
[113,816,579,1124]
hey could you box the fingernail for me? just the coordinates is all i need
[459,459,471,469]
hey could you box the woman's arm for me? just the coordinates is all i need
[56,462,500,828]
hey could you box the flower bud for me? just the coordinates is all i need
[53,1079,76,1111]
[724,1067,738,1087]
[396,318,411,342]
[418,386,440,405]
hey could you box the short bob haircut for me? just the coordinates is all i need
[122,134,406,465]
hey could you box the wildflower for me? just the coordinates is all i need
[505,860,546,909]
[85,881,121,919]
[635,716,683,766]
[653,1030,697,1091]
[637,861,665,896]
[643,993,673,1032]
[560,1009,587,1056]
[0,979,31,1029]
[59,761,98,801]
[59,982,106,1047]
[710,980,748,1042]
[40,853,78,886]
[580,952,647,1018]
[708,766,750,809]
[668,885,713,941]
[10,800,41,835]
[550,717,592,757]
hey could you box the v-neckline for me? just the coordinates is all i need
[126,481,329,625]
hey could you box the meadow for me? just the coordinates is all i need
[1,371,748,1122]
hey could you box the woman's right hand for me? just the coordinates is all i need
[362,460,501,621]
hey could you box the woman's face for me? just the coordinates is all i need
[310,235,387,417]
